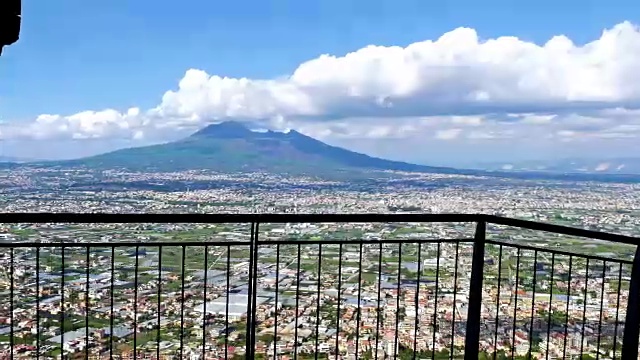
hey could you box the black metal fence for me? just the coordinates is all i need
[0,213,638,360]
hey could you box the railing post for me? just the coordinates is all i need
[245,222,258,359]
[621,245,640,360]
[464,221,486,359]
[251,222,260,359]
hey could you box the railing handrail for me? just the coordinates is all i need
[1,212,638,244]
[0,212,479,223]
[486,214,640,245]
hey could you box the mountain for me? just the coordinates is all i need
[50,121,463,176]
[36,121,640,183]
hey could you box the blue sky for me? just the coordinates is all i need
[2,0,640,165]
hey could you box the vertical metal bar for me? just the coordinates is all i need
[613,263,623,360]
[431,242,441,360]
[245,223,256,359]
[133,245,139,359]
[250,222,260,360]
[596,261,607,360]
[60,245,65,357]
[294,243,302,360]
[511,247,521,360]
[413,242,422,360]
[110,246,115,360]
[36,247,40,360]
[464,221,486,360]
[273,243,280,360]
[156,245,162,359]
[545,253,555,360]
[355,242,364,360]
[528,250,538,355]
[562,256,573,359]
[580,258,589,357]
[394,243,403,360]
[180,245,186,359]
[450,242,459,358]
[85,246,91,359]
[621,245,640,360]
[225,245,231,360]
[10,247,14,360]
[375,243,383,360]
[335,243,343,360]
[202,245,209,358]
[493,244,503,360]
[315,244,322,360]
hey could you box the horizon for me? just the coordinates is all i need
[6,120,638,179]
[0,119,628,160]
[3,0,640,169]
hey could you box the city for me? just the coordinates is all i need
[0,168,636,359]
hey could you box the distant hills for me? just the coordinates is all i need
[27,121,640,183]
[476,158,640,175]
[0,155,35,163]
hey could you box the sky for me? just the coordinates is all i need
[2,0,640,166]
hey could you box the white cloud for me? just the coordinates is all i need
[451,116,483,126]
[2,108,148,140]
[149,21,640,124]
[467,129,515,140]
[519,114,556,125]
[557,130,578,138]
[435,128,463,140]
[5,21,640,149]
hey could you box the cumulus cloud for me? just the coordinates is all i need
[150,21,640,123]
[2,108,149,140]
[5,21,640,145]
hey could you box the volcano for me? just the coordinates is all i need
[55,121,460,176]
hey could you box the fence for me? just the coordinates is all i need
[0,213,637,360]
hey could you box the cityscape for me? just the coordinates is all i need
[0,168,636,359]
[4,2,640,359]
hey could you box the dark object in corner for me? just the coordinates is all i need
[0,0,21,56]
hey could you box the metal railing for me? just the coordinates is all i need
[0,213,638,360]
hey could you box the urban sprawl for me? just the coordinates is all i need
[0,168,639,359]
